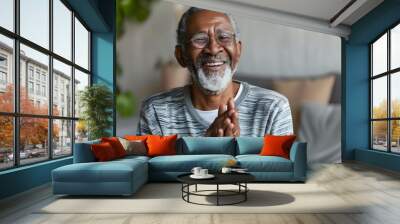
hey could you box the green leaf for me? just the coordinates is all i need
[116,91,136,118]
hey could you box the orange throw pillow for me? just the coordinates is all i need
[101,137,127,158]
[124,135,150,141]
[146,135,178,157]
[91,142,117,161]
[260,135,296,159]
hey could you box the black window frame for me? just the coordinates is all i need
[0,0,92,171]
[370,20,400,154]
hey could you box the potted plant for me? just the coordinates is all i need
[79,84,113,140]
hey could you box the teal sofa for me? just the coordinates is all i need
[52,137,307,196]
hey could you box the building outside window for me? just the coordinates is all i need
[0,0,91,170]
[370,22,400,154]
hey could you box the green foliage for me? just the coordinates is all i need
[79,84,113,140]
[115,0,157,118]
[116,0,158,38]
[116,91,136,118]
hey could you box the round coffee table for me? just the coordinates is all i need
[177,172,255,206]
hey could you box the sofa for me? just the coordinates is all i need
[52,137,307,196]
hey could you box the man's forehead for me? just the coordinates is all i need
[186,10,233,33]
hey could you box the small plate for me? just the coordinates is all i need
[190,174,215,179]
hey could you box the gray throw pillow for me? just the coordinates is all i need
[118,137,147,156]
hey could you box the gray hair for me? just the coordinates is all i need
[176,7,240,49]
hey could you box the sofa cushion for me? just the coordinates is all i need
[146,135,177,157]
[53,157,148,183]
[73,139,100,163]
[236,137,263,155]
[101,137,127,158]
[90,142,118,161]
[179,137,235,155]
[148,154,235,172]
[236,155,293,172]
[260,135,296,159]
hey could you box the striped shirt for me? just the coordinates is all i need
[136,81,293,137]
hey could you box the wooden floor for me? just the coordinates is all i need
[1,162,400,224]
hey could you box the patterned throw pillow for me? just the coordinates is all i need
[118,137,147,156]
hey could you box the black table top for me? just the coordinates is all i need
[177,172,255,185]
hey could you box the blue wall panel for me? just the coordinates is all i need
[0,158,72,199]
[344,0,400,170]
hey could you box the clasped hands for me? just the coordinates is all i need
[206,98,240,137]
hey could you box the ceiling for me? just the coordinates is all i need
[166,0,384,38]
[224,0,352,23]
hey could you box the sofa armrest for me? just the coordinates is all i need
[289,141,307,181]
[73,140,100,163]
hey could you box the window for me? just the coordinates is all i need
[0,0,91,170]
[0,71,6,85]
[35,83,40,95]
[371,23,400,154]
[0,54,7,86]
[35,70,41,81]
[42,85,46,97]
[0,55,7,67]
[28,81,34,94]
[28,67,34,80]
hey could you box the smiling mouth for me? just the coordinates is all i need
[202,61,227,70]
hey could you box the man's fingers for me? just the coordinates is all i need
[217,128,224,137]
[228,98,235,111]
[218,104,226,116]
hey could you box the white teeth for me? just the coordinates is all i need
[205,62,224,67]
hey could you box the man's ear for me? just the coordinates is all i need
[232,41,242,70]
[175,46,187,67]
[236,40,242,59]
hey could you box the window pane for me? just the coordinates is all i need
[74,69,89,118]
[74,17,89,70]
[372,121,388,151]
[0,35,14,112]
[53,119,72,158]
[392,72,400,118]
[75,120,88,143]
[392,24,400,70]
[20,44,49,115]
[53,0,72,60]
[391,120,400,153]
[20,117,49,165]
[0,116,13,170]
[0,0,14,31]
[20,0,49,49]
[372,77,387,119]
[372,33,387,76]
[53,59,72,117]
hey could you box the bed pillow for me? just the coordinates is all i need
[272,75,335,133]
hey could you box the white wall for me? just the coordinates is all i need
[116,1,341,136]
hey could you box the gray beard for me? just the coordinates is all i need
[192,66,233,95]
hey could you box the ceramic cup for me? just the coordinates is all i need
[200,169,208,176]
[191,167,202,176]
[221,167,232,174]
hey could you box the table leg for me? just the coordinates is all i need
[245,183,247,201]
[217,184,219,206]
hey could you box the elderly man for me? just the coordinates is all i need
[137,7,293,137]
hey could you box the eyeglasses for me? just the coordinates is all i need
[188,31,236,49]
